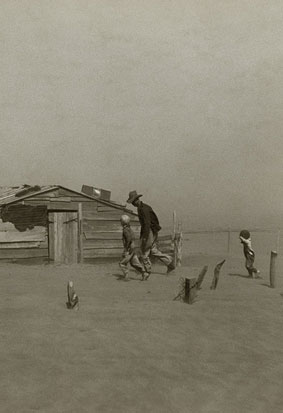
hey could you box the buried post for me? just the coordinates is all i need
[66,281,79,310]
[270,250,277,288]
[210,259,226,290]
[184,277,197,304]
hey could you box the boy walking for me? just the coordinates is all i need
[239,230,260,278]
[119,214,149,281]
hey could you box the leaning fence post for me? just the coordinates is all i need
[210,259,226,290]
[270,250,277,288]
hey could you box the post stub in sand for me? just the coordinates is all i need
[270,250,277,288]
[66,281,79,310]
[184,277,197,304]
[210,259,226,290]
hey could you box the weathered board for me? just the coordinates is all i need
[0,241,44,249]
[83,214,127,221]
[84,239,124,249]
[0,229,47,242]
[24,200,81,210]
[84,231,123,240]
[48,211,79,264]
[84,248,123,258]
[31,191,57,198]
[0,248,48,259]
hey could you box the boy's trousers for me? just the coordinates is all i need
[245,253,258,276]
[119,251,145,276]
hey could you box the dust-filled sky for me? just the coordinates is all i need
[1,0,283,229]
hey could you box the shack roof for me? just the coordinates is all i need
[0,185,137,215]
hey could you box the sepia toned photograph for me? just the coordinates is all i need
[0,1,282,412]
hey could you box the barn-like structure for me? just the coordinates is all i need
[0,184,140,263]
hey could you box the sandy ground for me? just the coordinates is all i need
[1,254,283,413]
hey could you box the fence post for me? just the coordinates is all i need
[66,281,79,310]
[177,222,182,267]
[173,210,177,237]
[184,277,197,304]
[173,234,178,268]
[173,230,183,268]
[270,250,277,288]
[210,259,226,290]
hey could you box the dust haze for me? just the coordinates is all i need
[1,0,282,229]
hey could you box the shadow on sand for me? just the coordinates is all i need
[260,283,272,288]
[228,273,252,279]
[112,272,142,282]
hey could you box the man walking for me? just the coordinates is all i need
[127,190,175,277]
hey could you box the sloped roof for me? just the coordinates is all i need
[0,184,137,215]
[0,185,56,206]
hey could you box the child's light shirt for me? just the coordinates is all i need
[240,236,254,256]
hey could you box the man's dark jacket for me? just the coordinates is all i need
[137,202,161,240]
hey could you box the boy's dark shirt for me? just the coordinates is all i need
[137,202,161,240]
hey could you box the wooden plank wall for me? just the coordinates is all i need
[0,220,48,260]
[82,202,140,258]
[0,188,140,261]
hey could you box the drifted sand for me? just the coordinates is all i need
[0,255,282,413]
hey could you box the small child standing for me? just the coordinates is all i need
[239,230,260,278]
[119,215,149,281]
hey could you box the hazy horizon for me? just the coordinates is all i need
[1,1,283,230]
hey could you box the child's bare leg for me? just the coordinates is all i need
[119,254,131,278]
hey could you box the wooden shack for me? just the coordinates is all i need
[0,185,139,263]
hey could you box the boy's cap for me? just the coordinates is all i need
[127,190,142,204]
[240,229,250,239]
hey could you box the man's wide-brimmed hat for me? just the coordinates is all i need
[127,190,143,204]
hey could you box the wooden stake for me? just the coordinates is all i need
[270,250,277,288]
[210,259,226,290]
[184,277,197,304]
[196,265,208,290]
[66,281,79,310]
